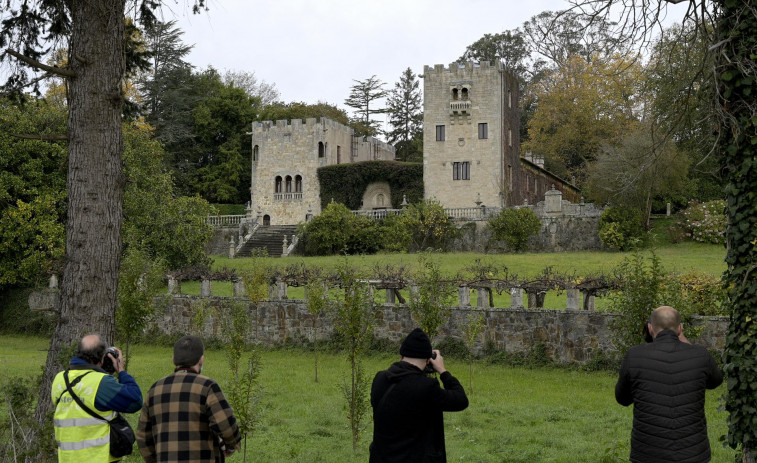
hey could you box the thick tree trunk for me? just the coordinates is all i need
[35,0,126,424]
[716,0,757,460]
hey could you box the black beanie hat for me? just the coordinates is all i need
[400,328,433,359]
[173,335,205,367]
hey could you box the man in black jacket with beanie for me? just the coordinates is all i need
[369,328,469,463]
[616,306,723,463]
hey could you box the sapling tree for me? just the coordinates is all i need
[409,254,457,340]
[462,312,485,393]
[331,262,375,451]
[116,247,166,370]
[222,301,261,463]
[305,275,330,382]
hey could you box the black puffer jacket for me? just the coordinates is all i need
[369,361,468,463]
[615,330,723,463]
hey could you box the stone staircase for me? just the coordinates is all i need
[237,225,298,258]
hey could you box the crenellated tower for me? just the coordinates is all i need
[422,61,521,208]
[249,118,395,226]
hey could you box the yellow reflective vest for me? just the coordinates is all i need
[51,369,118,462]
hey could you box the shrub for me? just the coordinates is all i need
[300,202,354,255]
[598,206,645,251]
[664,270,728,316]
[487,207,542,251]
[674,200,727,245]
[392,199,458,252]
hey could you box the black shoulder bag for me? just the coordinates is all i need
[62,370,136,458]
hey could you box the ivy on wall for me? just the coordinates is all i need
[317,161,423,210]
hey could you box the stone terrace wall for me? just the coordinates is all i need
[153,296,727,364]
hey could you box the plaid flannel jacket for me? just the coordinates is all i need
[137,370,241,463]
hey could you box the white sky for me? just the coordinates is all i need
[169,0,691,128]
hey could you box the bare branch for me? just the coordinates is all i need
[4,49,76,78]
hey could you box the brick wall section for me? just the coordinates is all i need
[154,297,727,364]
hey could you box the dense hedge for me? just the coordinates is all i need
[317,161,423,210]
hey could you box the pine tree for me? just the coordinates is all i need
[386,68,423,162]
[344,75,387,137]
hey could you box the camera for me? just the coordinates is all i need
[423,351,437,374]
[102,347,119,374]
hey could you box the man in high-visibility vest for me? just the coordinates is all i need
[51,334,143,462]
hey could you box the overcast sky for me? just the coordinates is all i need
[169,0,690,124]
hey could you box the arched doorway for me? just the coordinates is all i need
[263,214,271,227]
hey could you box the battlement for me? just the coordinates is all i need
[250,117,354,135]
[423,60,506,75]
[422,61,523,85]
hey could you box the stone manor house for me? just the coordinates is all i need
[247,61,578,227]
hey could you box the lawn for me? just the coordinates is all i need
[191,241,726,310]
[0,335,737,462]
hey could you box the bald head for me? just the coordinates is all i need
[77,334,107,365]
[650,306,681,336]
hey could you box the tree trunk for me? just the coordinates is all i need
[716,0,757,458]
[35,0,126,424]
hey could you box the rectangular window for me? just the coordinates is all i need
[453,162,470,181]
[337,146,341,164]
[508,165,513,191]
[478,123,488,139]
[436,125,445,141]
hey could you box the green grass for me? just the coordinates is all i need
[0,336,737,462]
[205,242,726,310]
[213,242,726,279]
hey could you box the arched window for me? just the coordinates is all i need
[253,145,259,162]
[295,175,303,193]
[275,176,283,193]
[318,142,325,158]
[377,193,385,207]
[452,88,459,100]
[285,175,292,193]
[461,88,469,100]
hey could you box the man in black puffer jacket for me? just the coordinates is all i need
[369,328,469,463]
[616,306,723,463]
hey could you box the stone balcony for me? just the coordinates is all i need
[450,100,471,114]
[273,192,303,201]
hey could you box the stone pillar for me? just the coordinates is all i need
[458,285,470,307]
[282,236,288,256]
[276,280,288,300]
[510,288,523,308]
[666,202,672,217]
[566,288,580,310]
[409,284,418,301]
[544,185,563,213]
[49,274,58,289]
[167,276,180,295]
[229,236,236,259]
[385,288,396,305]
[582,292,596,311]
[476,288,490,308]
[233,279,245,297]
[201,279,211,297]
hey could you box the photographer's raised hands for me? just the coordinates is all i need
[108,347,125,373]
[428,349,447,374]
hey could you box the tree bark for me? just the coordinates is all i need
[35,0,126,424]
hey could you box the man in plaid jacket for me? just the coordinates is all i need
[137,335,241,462]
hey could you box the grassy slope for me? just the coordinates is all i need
[0,336,736,462]
[200,242,725,310]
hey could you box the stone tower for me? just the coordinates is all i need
[422,61,521,208]
[249,118,395,226]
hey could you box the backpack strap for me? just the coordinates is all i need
[62,370,110,422]
[54,370,92,406]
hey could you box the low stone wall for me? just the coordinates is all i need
[153,296,727,364]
